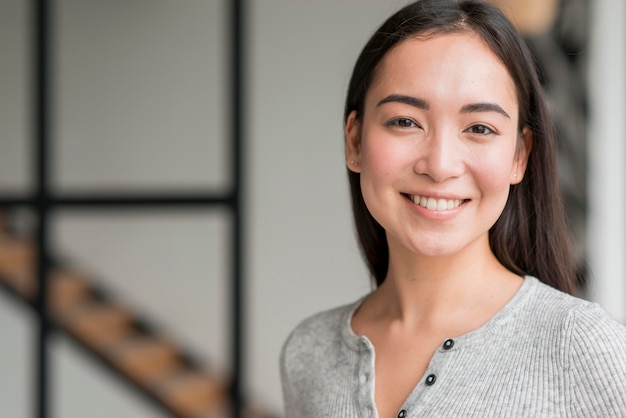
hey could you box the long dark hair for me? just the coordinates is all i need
[344,0,576,294]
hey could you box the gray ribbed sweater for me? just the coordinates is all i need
[280,276,626,417]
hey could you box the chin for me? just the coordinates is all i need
[410,241,462,258]
[415,248,458,258]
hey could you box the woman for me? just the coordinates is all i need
[280,1,626,416]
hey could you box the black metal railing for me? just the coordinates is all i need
[0,0,247,416]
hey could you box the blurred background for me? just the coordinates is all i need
[0,0,623,417]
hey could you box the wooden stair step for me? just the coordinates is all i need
[0,227,276,417]
[106,336,180,385]
[155,370,228,418]
[0,236,33,276]
[0,237,35,299]
[60,302,134,350]
[0,237,89,310]
[49,270,91,313]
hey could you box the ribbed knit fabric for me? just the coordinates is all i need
[280,276,626,417]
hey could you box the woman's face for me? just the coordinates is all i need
[345,32,531,260]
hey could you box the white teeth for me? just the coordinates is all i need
[411,195,463,211]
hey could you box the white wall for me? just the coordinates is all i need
[0,0,623,417]
[587,0,626,324]
[0,292,32,418]
[0,0,30,191]
[0,0,35,414]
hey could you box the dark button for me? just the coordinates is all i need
[425,374,437,386]
[443,339,455,350]
[397,410,407,418]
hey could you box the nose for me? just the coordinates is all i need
[413,129,464,182]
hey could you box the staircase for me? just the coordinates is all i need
[0,221,273,418]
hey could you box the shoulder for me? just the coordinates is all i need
[525,277,626,345]
[562,300,626,359]
[554,288,626,411]
[517,278,626,410]
[525,276,592,312]
[279,300,364,414]
[520,277,605,328]
[280,299,362,371]
[517,277,626,365]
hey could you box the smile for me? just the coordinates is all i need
[409,194,465,211]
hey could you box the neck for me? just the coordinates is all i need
[373,235,521,327]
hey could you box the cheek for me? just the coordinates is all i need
[360,134,412,179]
[358,138,411,217]
[470,147,516,194]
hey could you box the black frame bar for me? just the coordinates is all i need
[33,0,51,416]
[230,0,246,416]
[0,0,248,416]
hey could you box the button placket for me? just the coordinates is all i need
[442,338,455,350]
[391,338,458,416]
[421,338,456,389]
[359,370,370,385]
[357,337,376,414]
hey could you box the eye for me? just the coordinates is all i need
[386,117,419,129]
[465,124,496,135]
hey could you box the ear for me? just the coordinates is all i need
[511,126,532,184]
[345,110,361,173]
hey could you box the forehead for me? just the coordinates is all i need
[368,32,518,113]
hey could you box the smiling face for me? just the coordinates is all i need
[345,32,531,261]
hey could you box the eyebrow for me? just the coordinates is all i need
[377,94,429,110]
[377,94,511,119]
[460,102,510,119]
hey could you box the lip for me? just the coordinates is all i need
[402,193,468,219]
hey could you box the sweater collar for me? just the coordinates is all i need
[340,275,540,351]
